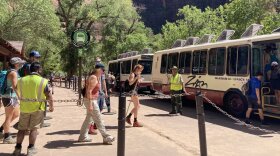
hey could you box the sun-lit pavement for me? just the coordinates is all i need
[0,87,280,156]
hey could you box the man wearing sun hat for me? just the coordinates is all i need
[168,66,186,115]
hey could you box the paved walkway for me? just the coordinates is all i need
[1,87,280,156]
[0,88,190,156]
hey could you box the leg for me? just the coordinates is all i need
[245,108,253,119]
[131,95,140,119]
[170,91,177,114]
[105,92,111,112]
[257,109,265,121]
[90,100,110,138]
[175,91,182,114]
[3,106,15,139]
[29,129,38,145]
[276,90,280,105]
[16,130,25,145]
[79,100,93,141]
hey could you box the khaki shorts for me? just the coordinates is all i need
[18,111,44,130]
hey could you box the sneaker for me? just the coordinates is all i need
[88,130,98,135]
[0,133,3,140]
[126,117,132,125]
[261,120,269,126]
[103,136,115,145]
[245,119,252,124]
[178,111,183,115]
[169,111,177,115]
[3,136,16,144]
[78,137,92,142]
[27,147,37,156]
[133,121,143,127]
[12,147,21,156]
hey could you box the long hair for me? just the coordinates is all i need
[132,64,143,73]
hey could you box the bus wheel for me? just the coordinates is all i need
[224,92,247,117]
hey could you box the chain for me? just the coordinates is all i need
[202,95,280,134]
[0,95,82,103]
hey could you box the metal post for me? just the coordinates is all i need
[59,77,62,87]
[78,57,82,105]
[118,88,126,156]
[195,91,207,156]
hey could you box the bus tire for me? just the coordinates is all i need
[224,92,248,117]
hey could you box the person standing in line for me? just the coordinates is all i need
[270,61,280,107]
[12,62,54,156]
[18,50,41,77]
[104,72,115,113]
[0,57,25,144]
[78,66,115,144]
[168,66,187,115]
[245,72,268,125]
[126,64,144,127]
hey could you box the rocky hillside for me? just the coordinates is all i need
[133,0,229,33]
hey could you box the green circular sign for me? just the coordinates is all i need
[71,28,90,48]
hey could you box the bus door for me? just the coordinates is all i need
[252,41,280,117]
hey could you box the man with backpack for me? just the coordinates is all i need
[245,72,268,126]
[18,50,41,77]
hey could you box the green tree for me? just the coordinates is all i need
[0,0,65,74]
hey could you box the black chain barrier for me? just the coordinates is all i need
[1,92,280,134]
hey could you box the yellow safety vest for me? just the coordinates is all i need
[170,74,183,91]
[17,74,48,113]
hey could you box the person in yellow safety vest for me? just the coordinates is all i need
[168,66,187,115]
[13,62,54,156]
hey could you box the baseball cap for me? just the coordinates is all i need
[29,50,41,58]
[10,57,26,65]
[95,63,105,69]
[271,61,278,67]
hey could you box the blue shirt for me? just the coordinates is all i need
[247,77,261,100]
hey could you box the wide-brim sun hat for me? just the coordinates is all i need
[171,66,178,70]
[271,61,279,67]
[10,57,26,65]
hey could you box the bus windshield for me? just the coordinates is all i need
[138,60,152,74]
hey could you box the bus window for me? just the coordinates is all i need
[179,52,191,74]
[168,53,179,73]
[228,46,249,75]
[208,48,225,75]
[160,54,168,73]
[252,48,262,76]
[192,50,207,74]
[121,60,131,74]
[132,59,138,69]
[138,60,152,74]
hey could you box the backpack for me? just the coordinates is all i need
[0,70,15,95]
[18,63,30,77]
[0,70,7,94]
[124,75,137,93]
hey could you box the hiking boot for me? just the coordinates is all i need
[133,121,143,127]
[27,147,37,156]
[169,111,177,115]
[12,147,21,156]
[3,136,16,144]
[78,137,92,142]
[103,135,115,145]
[126,116,132,125]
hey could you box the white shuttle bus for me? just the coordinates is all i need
[152,24,280,118]
[108,49,155,94]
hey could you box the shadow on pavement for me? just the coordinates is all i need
[106,125,132,129]
[44,139,104,149]
[140,98,280,136]
[0,153,13,156]
[47,130,80,135]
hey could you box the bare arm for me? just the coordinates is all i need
[45,90,54,112]
[256,88,261,104]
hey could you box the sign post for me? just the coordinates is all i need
[71,28,90,105]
